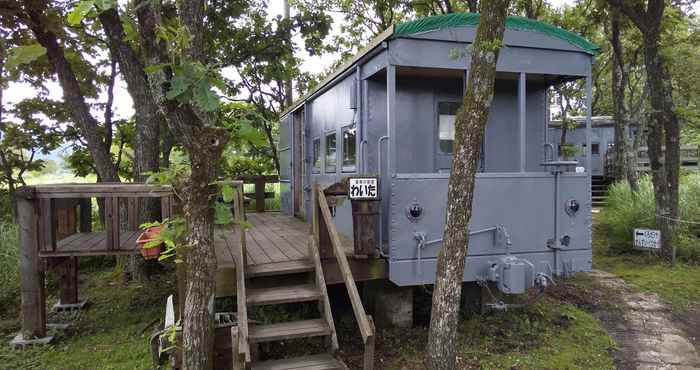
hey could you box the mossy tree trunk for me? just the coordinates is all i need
[610,9,639,192]
[135,1,230,368]
[426,1,510,369]
[607,0,680,260]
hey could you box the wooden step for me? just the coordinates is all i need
[248,284,321,306]
[249,319,330,343]
[247,260,314,278]
[251,354,348,370]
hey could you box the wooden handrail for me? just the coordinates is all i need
[232,184,250,366]
[232,175,280,213]
[314,184,375,369]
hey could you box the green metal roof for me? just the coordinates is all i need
[394,13,600,55]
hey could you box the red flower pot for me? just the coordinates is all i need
[137,226,163,260]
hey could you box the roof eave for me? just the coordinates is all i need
[280,26,395,118]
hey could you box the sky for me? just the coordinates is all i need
[5,0,699,137]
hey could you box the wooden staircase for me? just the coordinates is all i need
[592,175,610,207]
[230,183,375,370]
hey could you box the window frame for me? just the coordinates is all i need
[341,124,357,173]
[324,131,337,174]
[312,137,321,173]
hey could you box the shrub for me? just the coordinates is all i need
[600,174,700,262]
[0,190,12,224]
[0,222,20,314]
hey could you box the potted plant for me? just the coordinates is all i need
[137,224,164,260]
[559,142,581,161]
[137,218,185,262]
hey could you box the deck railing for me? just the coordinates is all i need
[229,181,250,369]
[604,145,699,178]
[313,184,375,370]
[234,175,279,212]
[14,183,175,340]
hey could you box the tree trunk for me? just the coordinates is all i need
[99,8,162,223]
[607,0,680,261]
[161,124,175,168]
[610,10,638,192]
[426,2,510,369]
[643,31,680,260]
[23,0,118,183]
[135,1,230,368]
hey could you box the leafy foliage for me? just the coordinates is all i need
[5,44,46,70]
[600,174,700,262]
[0,222,19,315]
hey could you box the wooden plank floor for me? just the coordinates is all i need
[214,212,310,269]
[42,230,142,257]
[43,212,312,267]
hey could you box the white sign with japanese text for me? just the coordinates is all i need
[634,228,661,249]
[348,178,378,200]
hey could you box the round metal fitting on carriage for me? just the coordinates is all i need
[565,199,580,217]
[406,201,423,222]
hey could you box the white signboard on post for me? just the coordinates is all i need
[634,228,661,250]
[348,178,378,200]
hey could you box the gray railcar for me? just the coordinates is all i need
[279,13,597,294]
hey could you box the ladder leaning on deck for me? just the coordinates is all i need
[231,184,375,370]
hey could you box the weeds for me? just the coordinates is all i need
[0,222,19,315]
[600,173,700,262]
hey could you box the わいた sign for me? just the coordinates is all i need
[348,177,378,200]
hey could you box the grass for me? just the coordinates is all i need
[381,297,616,370]
[0,267,174,370]
[593,221,700,310]
[600,174,700,261]
[0,223,20,316]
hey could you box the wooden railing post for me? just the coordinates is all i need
[254,177,266,213]
[17,193,47,339]
[363,316,376,370]
[232,181,250,365]
[38,198,56,252]
[78,198,92,233]
[57,256,79,305]
[104,197,120,251]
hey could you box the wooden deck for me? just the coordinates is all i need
[41,230,142,257]
[43,211,384,290]
[215,212,310,269]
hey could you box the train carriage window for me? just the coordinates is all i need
[592,143,600,155]
[312,138,321,173]
[325,132,337,173]
[438,102,460,154]
[342,125,357,172]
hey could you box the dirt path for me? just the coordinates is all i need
[588,269,700,370]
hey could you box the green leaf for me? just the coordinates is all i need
[166,74,190,100]
[238,122,268,147]
[221,184,234,203]
[93,0,116,11]
[67,0,95,26]
[214,202,234,225]
[7,44,47,69]
[193,79,220,112]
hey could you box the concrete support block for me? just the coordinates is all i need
[52,300,88,312]
[9,333,53,349]
[365,280,414,328]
